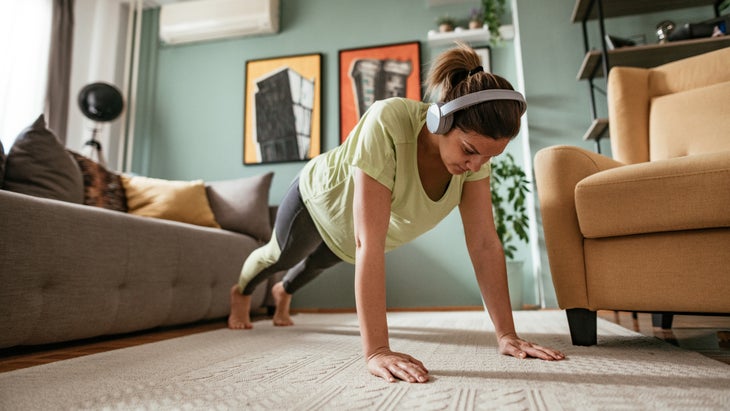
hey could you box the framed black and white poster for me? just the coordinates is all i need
[244,53,322,165]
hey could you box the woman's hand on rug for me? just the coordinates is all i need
[498,333,566,361]
[366,347,430,383]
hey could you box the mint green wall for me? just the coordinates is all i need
[134,0,718,310]
[133,0,528,310]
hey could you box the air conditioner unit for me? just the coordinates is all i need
[159,0,280,45]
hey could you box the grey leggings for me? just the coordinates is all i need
[241,178,342,295]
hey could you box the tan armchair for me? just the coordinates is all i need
[534,47,730,345]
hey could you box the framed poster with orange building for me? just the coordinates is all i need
[338,41,421,143]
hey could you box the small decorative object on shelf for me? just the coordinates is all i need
[482,0,506,44]
[469,7,484,30]
[656,20,676,44]
[604,34,637,50]
[436,15,456,32]
[667,14,730,42]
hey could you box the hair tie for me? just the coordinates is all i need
[468,66,483,76]
[450,69,470,87]
[449,66,484,87]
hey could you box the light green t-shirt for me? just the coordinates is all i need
[298,97,490,263]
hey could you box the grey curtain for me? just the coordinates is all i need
[45,0,75,144]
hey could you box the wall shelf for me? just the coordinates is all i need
[571,0,718,22]
[426,25,514,47]
[572,0,724,153]
[427,27,490,47]
[577,36,730,80]
[582,118,609,142]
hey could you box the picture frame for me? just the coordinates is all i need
[243,53,322,165]
[474,46,492,73]
[338,41,421,143]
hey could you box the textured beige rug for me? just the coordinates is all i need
[1,311,729,410]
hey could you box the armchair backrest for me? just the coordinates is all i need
[607,47,730,164]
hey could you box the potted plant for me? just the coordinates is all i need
[436,15,456,32]
[490,152,530,309]
[469,7,484,30]
[482,0,506,44]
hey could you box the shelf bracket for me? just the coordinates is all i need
[596,0,610,78]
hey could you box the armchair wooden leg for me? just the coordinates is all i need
[566,308,597,346]
[652,313,674,329]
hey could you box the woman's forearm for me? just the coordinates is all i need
[474,246,516,338]
[352,169,392,359]
[355,246,389,358]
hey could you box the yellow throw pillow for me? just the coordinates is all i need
[121,175,221,228]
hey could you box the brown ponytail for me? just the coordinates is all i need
[425,42,524,139]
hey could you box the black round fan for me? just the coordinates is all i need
[78,82,124,122]
[77,82,124,166]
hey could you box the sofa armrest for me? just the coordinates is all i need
[534,146,622,309]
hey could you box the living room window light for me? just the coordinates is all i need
[0,0,52,150]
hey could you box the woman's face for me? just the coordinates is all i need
[439,128,510,175]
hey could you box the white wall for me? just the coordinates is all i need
[67,0,130,169]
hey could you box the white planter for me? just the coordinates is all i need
[498,24,515,40]
[506,260,524,310]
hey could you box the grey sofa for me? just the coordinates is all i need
[0,116,279,349]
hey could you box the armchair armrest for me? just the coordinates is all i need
[575,150,730,238]
[534,146,622,308]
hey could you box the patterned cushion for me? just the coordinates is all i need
[67,151,127,212]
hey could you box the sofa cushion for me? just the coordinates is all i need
[575,150,730,238]
[121,175,221,228]
[2,115,84,203]
[0,188,267,348]
[206,172,273,240]
[68,151,128,212]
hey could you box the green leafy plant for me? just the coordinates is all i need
[482,0,506,44]
[490,153,530,260]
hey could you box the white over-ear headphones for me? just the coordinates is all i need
[426,89,527,135]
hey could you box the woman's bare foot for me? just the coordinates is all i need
[272,282,294,326]
[228,284,253,329]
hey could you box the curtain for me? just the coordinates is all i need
[0,1,52,150]
[45,0,74,144]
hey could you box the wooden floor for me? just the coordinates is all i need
[1,310,728,373]
[597,311,730,365]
